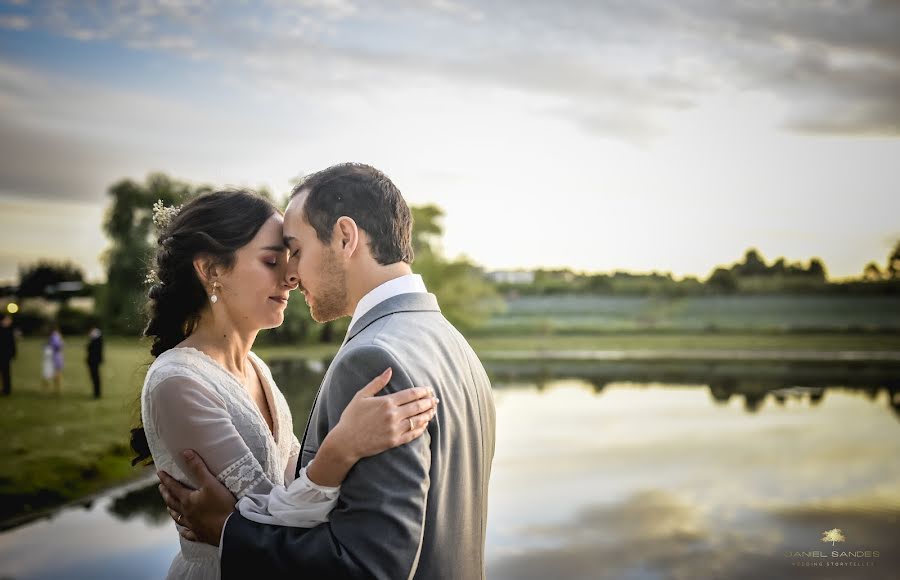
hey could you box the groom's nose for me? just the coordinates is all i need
[283,268,300,288]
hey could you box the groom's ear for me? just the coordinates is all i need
[334,216,360,258]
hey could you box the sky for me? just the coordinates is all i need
[0,0,898,283]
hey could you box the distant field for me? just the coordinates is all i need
[481,294,900,334]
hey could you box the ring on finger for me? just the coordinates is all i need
[408,418,415,432]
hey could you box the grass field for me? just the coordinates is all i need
[483,295,900,334]
[0,337,338,525]
[2,328,899,525]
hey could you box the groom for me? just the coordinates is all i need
[158,162,497,579]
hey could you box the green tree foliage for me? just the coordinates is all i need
[888,241,900,279]
[101,174,210,334]
[411,205,502,330]
[17,260,85,299]
[807,258,827,282]
[706,267,737,293]
[734,248,768,276]
[708,249,829,293]
[863,262,883,281]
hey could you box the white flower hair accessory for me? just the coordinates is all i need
[146,200,183,286]
[152,199,182,231]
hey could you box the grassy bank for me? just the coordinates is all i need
[2,331,898,525]
[0,337,337,526]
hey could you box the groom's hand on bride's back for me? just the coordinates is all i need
[158,449,236,546]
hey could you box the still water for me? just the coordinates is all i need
[2,358,899,579]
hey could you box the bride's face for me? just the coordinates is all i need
[215,213,297,331]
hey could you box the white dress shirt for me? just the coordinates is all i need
[348,273,428,334]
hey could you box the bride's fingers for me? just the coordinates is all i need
[398,410,434,444]
[179,528,198,542]
[354,368,392,399]
[388,385,436,407]
[397,393,439,419]
[405,407,436,431]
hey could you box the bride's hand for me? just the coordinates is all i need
[331,367,439,462]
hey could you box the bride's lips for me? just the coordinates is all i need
[268,296,289,306]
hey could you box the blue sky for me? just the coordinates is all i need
[1,0,899,282]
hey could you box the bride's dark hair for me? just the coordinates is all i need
[130,189,279,465]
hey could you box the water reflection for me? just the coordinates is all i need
[485,358,900,418]
[486,381,900,579]
[1,358,898,579]
[0,476,178,580]
[107,480,170,525]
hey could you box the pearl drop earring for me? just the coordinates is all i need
[210,282,219,304]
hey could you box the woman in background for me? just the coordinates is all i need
[45,326,63,393]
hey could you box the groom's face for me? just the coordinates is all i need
[283,192,350,323]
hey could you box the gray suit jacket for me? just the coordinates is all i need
[222,292,496,579]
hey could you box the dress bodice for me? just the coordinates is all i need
[141,347,301,578]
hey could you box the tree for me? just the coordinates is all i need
[807,258,827,282]
[770,257,787,276]
[821,528,845,547]
[17,260,85,300]
[734,248,769,277]
[863,262,883,281]
[411,205,502,330]
[706,267,737,293]
[888,241,900,279]
[101,174,210,334]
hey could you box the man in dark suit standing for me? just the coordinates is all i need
[86,324,103,399]
[0,314,14,396]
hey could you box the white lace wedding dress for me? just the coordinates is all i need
[141,347,339,580]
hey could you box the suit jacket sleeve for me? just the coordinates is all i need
[221,344,432,580]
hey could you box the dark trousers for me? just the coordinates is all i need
[1,359,9,395]
[89,363,101,399]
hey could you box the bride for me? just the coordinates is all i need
[131,190,438,579]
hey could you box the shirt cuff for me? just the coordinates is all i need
[218,511,235,559]
[299,462,341,495]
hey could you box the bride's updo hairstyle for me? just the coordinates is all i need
[144,189,278,357]
[131,189,278,465]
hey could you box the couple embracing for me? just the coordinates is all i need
[134,163,496,579]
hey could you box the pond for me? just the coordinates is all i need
[1,358,899,579]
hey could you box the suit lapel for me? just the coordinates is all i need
[341,292,441,347]
[296,292,441,477]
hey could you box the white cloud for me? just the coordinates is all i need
[1,1,899,280]
[0,14,29,29]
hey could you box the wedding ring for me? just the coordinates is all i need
[176,513,183,523]
[408,418,415,432]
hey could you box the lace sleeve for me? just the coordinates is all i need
[150,376,273,499]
